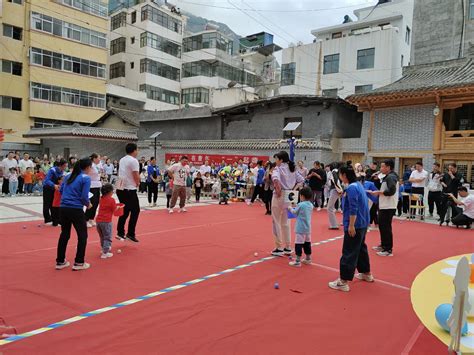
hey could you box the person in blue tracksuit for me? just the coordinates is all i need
[43,159,67,225]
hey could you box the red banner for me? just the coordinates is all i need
[165,153,270,166]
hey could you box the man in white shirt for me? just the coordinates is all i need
[116,143,140,243]
[199,160,211,176]
[18,152,34,194]
[409,161,429,220]
[167,156,190,213]
[1,152,18,196]
[449,187,474,229]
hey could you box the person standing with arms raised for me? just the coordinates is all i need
[168,156,190,213]
[271,151,305,257]
[115,143,140,243]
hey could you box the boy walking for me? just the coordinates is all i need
[287,187,314,267]
[96,183,122,258]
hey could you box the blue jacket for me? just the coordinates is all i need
[402,171,412,191]
[60,172,91,209]
[44,166,64,189]
[256,167,265,185]
[290,201,313,234]
[363,180,378,203]
[343,182,370,230]
[147,164,160,183]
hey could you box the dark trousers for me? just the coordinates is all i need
[370,203,379,225]
[251,184,264,203]
[56,207,88,264]
[379,209,396,252]
[439,195,460,223]
[195,187,201,202]
[147,182,158,204]
[264,189,272,213]
[116,189,140,238]
[51,206,61,226]
[451,213,473,227]
[18,175,24,194]
[43,187,55,223]
[340,228,370,281]
[411,187,425,216]
[85,187,100,221]
[402,193,410,214]
[2,178,9,194]
[428,191,442,216]
[295,242,312,257]
[397,200,403,216]
[166,194,171,208]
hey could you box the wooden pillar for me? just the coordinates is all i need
[433,107,443,151]
[367,109,375,152]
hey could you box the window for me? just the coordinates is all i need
[8,0,23,4]
[140,58,180,81]
[3,24,22,40]
[131,36,135,44]
[331,32,342,39]
[1,96,22,111]
[405,26,411,44]
[30,47,105,78]
[323,54,339,74]
[110,37,126,55]
[31,12,106,48]
[131,11,137,23]
[2,60,22,76]
[182,60,256,86]
[354,84,373,94]
[111,12,126,30]
[130,62,134,69]
[443,103,474,131]
[357,48,375,70]
[182,87,209,104]
[322,89,338,98]
[283,117,302,139]
[471,0,474,19]
[140,31,181,58]
[183,32,233,55]
[31,82,105,109]
[139,84,179,105]
[141,5,182,33]
[34,118,77,128]
[281,62,296,86]
[60,0,107,18]
[109,62,125,79]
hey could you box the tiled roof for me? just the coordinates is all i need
[23,126,138,141]
[108,108,141,127]
[348,58,474,101]
[144,139,332,151]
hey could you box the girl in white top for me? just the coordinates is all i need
[85,153,103,227]
[271,151,305,256]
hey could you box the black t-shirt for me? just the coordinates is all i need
[441,172,463,195]
[308,168,326,190]
[194,177,204,189]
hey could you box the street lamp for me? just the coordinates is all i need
[149,131,162,159]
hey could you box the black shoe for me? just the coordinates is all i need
[271,248,284,256]
[126,235,139,243]
[115,235,126,241]
[283,248,292,255]
[420,216,424,221]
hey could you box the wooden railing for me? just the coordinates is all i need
[442,130,474,150]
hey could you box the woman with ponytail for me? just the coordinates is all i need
[271,151,305,256]
[56,158,93,271]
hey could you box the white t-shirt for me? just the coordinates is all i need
[19,159,34,173]
[199,165,211,175]
[461,195,474,219]
[169,163,190,186]
[118,155,139,190]
[2,158,18,174]
[88,162,102,189]
[410,169,429,188]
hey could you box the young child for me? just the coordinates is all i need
[23,167,34,195]
[211,175,221,199]
[96,183,122,259]
[165,176,173,209]
[139,169,147,194]
[8,168,18,197]
[194,172,203,202]
[186,173,193,202]
[287,187,314,267]
[219,187,229,205]
[33,167,45,195]
[51,175,63,226]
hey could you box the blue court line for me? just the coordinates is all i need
[0,235,343,347]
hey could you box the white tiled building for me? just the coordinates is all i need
[279,0,414,98]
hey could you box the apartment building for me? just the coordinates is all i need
[0,0,108,152]
[279,0,414,98]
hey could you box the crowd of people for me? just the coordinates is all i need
[1,148,473,284]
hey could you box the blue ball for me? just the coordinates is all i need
[435,303,468,335]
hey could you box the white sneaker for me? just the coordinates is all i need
[328,278,350,292]
[376,251,393,257]
[372,245,383,252]
[72,262,90,271]
[355,273,374,282]
[169,209,174,214]
[91,220,96,227]
[100,252,113,259]
[301,259,312,265]
[180,208,187,213]
[55,261,70,270]
[149,203,153,207]
[289,260,301,267]
[86,221,93,228]
[317,207,321,211]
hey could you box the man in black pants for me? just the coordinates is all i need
[368,159,399,257]
[116,143,140,243]
[427,162,443,218]
[439,163,464,226]
[307,161,326,211]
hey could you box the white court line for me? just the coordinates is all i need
[13,241,100,255]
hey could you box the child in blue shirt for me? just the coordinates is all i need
[397,180,405,216]
[287,187,314,267]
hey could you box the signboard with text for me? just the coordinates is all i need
[165,153,270,166]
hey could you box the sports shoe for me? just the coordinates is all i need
[100,252,113,259]
[115,235,125,241]
[86,221,94,228]
[271,248,284,256]
[355,273,374,282]
[317,207,321,211]
[372,245,383,252]
[169,208,174,214]
[376,250,393,257]
[55,261,70,270]
[149,203,153,207]
[328,278,350,292]
[302,259,312,265]
[289,260,301,267]
[126,235,139,243]
[283,248,292,255]
[72,262,90,271]
[153,203,157,207]
[179,208,187,213]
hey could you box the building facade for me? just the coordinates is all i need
[0,0,108,153]
[279,0,414,98]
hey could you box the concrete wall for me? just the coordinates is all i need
[96,116,137,131]
[41,138,132,160]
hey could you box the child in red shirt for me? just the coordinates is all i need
[96,183,122,259]
[51,176,63,226]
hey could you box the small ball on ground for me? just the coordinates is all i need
[254,252,258,257]
[274,282,279,290]
[117,249,122,254]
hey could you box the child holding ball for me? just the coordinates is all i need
[96,183,123,259]
[287,186,314,267]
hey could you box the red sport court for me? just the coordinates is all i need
[0,203,472,354]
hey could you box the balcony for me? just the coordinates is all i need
[442,130,474,151]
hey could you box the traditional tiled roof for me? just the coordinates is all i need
[107,108,141,127]
[23,125,138,141]
[348,58,474,102]
[144,139,332,151]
